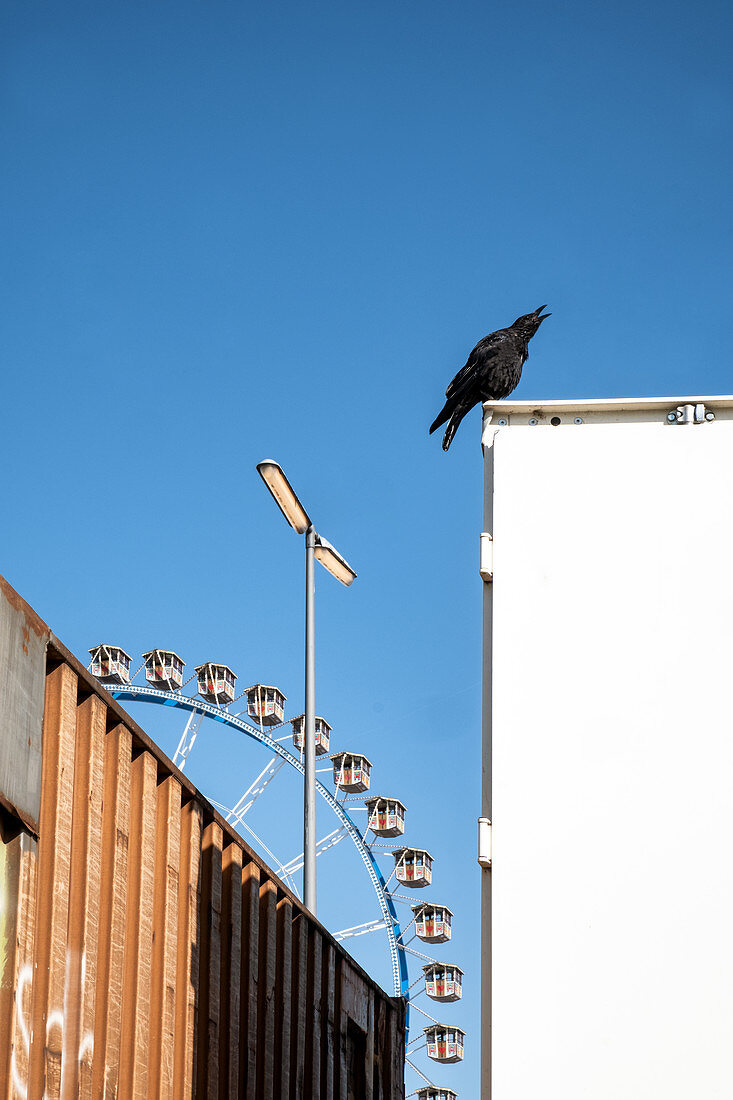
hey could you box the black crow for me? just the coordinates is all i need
[429,305,551,451]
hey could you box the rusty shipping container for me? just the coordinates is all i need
[0,574,405,1099]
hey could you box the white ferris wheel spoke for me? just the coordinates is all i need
[405,1059,435,1087]
[400,942,439,965]
[409,1002,441,1025]
[173,708,205,770]
[395,911,418,940]
[385,891,421,905]
[406,972,425,993]
[281,825,348,876]
[225,757,286,823]
[208,797,301,898]
[333,918,388,941]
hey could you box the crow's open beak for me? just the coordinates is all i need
[535,305,551,320]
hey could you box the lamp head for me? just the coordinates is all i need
[315,534,357,586]
[257,461,311,533]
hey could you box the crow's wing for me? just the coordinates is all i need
[445,330,507,400]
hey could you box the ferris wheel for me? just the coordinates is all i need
[88,642,466,1098]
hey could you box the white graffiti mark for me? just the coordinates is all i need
[11,963,32,1099]
[11,963,95,1099]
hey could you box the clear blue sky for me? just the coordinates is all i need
[2,1,731,1093]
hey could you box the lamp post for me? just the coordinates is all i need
[256,461,356,915]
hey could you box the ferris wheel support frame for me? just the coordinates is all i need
[107,683,411,1008]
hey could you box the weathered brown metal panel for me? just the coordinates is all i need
[174,798,202,1099]
[289,913,309,1100]
[377,998,400,1100]
[10,829,37,1100]
[61,693,105,1100]
[0,817,20,1095]
[321,939,337,1100]
[257,878,279,1099]
[306,922,323,1100]
[240,860,260,1097]
[274,895,293,1100]
[197,820,223,1100]
[338,982,348,1100]
[150,775,182,1098]
[365,990,376,1100]
[0,818,36,1099]
[220,841,242,1099]
[340,958,368,1032]
[0,575,406,1100]
[29,662,78,1100]
[118,750,157,1098]
[92,721,132,1098]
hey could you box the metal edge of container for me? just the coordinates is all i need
[482,394,733,431]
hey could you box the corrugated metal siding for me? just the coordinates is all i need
[0,577,405,1099]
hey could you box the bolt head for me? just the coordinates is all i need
[666,412,677,423]
[574,417,583,425]
[706,411,715,421]
[528,417,538,426]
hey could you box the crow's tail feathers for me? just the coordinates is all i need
[430,397,469,450]
[429,401,452,436]
[442,405,469,451]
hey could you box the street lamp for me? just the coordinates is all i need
[257,460,356,915]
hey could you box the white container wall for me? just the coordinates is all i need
[483,397,733,1100]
